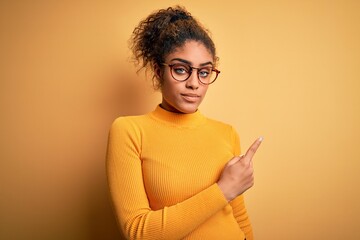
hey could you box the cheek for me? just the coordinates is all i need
[200,85,209,96]
[161,79,176,98]
[161,73,180,93]
[162,83,179,99]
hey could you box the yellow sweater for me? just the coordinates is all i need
[106,105,253,240]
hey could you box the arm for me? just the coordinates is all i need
[230,195,254,240]
[106,118,228,240]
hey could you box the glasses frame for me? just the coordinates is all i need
[162,63,220,85]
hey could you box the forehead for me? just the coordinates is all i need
[165,40,214,64]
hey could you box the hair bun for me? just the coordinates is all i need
[169,9,191,23]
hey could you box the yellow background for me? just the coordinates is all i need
[1,1,359,239]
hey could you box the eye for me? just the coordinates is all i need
[198,68,211,78]
[172,64,189,75]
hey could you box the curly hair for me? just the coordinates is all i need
[130,6,217,89]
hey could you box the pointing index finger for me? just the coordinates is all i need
[244,137,264,162]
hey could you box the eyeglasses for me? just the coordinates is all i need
[162,63,220,85]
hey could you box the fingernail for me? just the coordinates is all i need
[259,136,264,142]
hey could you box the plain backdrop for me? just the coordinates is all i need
[1,1,359,239]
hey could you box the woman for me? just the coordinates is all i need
[106,6,263,240]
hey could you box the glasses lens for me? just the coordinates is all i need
[198,67,218,84]
[171,64,190,81]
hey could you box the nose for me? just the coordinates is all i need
[185,69,199,89]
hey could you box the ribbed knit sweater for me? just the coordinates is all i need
[106,105,253,240]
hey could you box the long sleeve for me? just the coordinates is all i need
[230,195,254,240]
[106,118,228,240]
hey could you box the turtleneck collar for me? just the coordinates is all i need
[149,105,206,128]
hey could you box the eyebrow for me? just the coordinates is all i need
[170,58,213,67]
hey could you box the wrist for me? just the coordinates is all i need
[217,182,234,202]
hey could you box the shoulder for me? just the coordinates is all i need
[203,116,241,154]
[109,114,151,137]
[204,116,237,133]
[111,115,141,127]
[203,116,239,140]
[111,113,151,128]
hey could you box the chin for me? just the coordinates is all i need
[162,98,201,114]
[176,103,199,114]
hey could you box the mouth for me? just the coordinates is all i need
[181,93,200,102]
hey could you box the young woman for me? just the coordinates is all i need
[106,6,262,240]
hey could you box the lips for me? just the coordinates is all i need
[181,93,200,102]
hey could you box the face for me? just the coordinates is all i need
[159,40,214,114]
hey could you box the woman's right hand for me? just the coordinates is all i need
[217,137,263,202]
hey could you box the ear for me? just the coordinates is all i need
[154,63,162,80]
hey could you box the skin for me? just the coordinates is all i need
[158,40,212,114]
[218,137,263,202]
[156,39,263,201]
